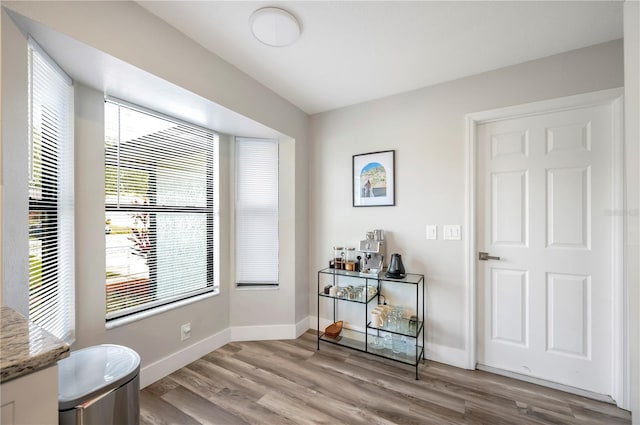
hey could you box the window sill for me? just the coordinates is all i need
[234,285,280,291]
[105,290,220,330]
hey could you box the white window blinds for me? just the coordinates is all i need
[105,100,218,320]
[28,39,75,343]
[235,138,279,286]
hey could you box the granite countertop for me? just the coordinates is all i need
[0,306,70,383]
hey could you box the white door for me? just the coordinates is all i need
[476,103,615,395]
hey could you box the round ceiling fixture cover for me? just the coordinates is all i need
[250,7,301,47]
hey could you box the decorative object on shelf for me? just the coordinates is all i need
[345,248,357,271]
[370,304,394,329]
[369,334,384,349]
[409,315,419,334]
[332,246,345,269]
[366,285,377,299]
[370,306,385,328]
[385,253,406,279]
[359,229,386,273]
[324,321,343,338]
[352,150,395,207]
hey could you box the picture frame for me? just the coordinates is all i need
[352,150,395,207]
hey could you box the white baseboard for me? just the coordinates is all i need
[424,342,468,369]
[295,316,310,337]
[309,315,333,331]
[311,316,369,334]
[230,317,310,342]
[141,319,311,388]
[143,317,472,389]
[140,327,231,389]
[476,364,615,404]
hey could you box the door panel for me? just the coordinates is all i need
[477,104,613,395]
[545,121,591,153]
[546,272,590,358]
[491,171,528,246]
[491,268,528,346]
[491,130,529,158]
[546,166,591,249]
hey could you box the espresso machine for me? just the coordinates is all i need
[358,229,386,275]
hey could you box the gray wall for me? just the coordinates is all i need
[72,83,233,355]
[1,9,28,315]
[309,40,624,361]
[1,1,309,373]
[1,0,635,411]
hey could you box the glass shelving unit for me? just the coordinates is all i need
[317,268,425,379]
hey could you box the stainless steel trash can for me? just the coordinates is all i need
[58,344,140,425]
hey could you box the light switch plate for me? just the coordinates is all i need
[443,225,461,240]
[426,225,437,240]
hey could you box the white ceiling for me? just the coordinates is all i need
[7,9,283,139]
[137,1,623,115]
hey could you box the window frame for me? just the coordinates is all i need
[104,98,218,321]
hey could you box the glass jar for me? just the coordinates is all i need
[393,307,407,333]
[369,334,383,350]
[367,285,377,299]
[345,247,356,271]
[392,334,406,354]
[333,247,344,269]
[386,309,398,332]
[408,315,419,335]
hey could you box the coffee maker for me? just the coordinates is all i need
[358,229,386,275]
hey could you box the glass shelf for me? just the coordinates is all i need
[319,268,375,279]
[318,291,378,304]
[367,341,425,366]
[319,328,424,366]
[319,268,424,285]
[319,328,366,351]
[367,319,424,338]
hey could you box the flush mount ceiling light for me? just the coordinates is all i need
[250,7,301,47]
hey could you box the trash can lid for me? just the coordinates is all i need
[58,344,140,410]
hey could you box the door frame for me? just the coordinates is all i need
[464,88,627,408]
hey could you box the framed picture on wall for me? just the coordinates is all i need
[352,150,395,207]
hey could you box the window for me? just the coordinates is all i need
[105,100,218,320]
[28,39,75,342]
[235,138,278,286]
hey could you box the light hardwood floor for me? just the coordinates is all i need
[140,331,631,425]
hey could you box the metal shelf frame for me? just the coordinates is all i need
[317,268,425,380]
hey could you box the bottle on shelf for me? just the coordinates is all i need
[345,247,356,271]
[333,246,345,269]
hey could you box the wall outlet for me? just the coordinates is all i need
[181,323,191,341]
[426,225,437,240]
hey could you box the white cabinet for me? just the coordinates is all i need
[0,365,58,425]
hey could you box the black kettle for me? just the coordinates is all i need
[385,253,406,278]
